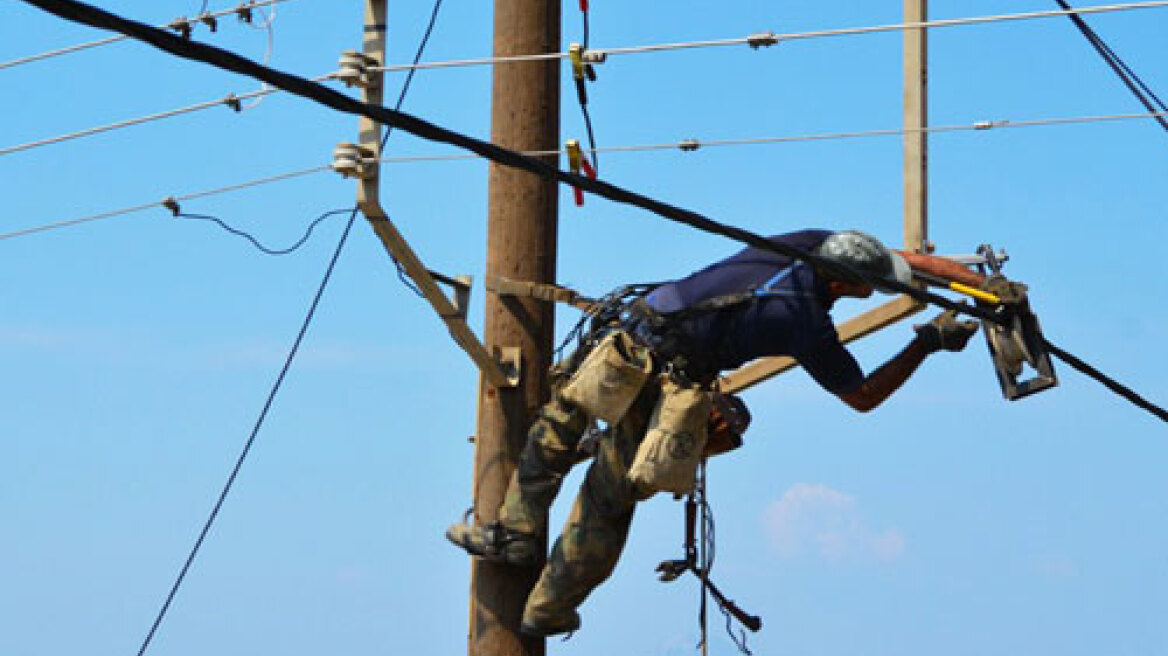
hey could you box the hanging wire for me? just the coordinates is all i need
[133,207,359,656]
[174,208,351,255]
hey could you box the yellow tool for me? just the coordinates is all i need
[913,271,1001,305]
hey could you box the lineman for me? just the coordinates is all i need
[448,229,990,636]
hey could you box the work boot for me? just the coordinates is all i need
[445,520,540,567]
[520,607,581,638]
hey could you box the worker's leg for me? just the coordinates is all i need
[521,385,659,635]
[497,391,590,537]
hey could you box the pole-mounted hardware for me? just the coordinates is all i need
[346,0,515,389]
[746,31,779,48]
[565,139,596,206]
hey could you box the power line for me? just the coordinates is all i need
[3,110,1165,243]
[133,0,449,651]
[0,164,330,242]
[366,1,1168,74]
[27,0,1164,423]
[133,207,359,656]
[0,0,292,71]
[0,72,337,158]
[1054,0,1168,132]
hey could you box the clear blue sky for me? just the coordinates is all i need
[3,1,1166,655]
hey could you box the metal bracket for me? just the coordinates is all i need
[496,346,523,388]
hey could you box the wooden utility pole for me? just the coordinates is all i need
[904,0,928,253]
[469,0,560,655]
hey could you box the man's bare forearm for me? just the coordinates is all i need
[839,338,930,412]
[897,251,986,287]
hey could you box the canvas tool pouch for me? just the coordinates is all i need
[560,330,654,424]
[627,376,712,496]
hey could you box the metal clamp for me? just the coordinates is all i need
[747,31,779,48]
[168,17,194,39]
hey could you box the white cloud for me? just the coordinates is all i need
[763,483,906,562]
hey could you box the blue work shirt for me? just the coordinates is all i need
[644,229,864,394]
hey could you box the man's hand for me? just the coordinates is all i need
[981,274,1028,306]
[914,309,979,353]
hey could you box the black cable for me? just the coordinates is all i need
[1054,0,1168,132]
[20,0,1168,423]
[22,0,989,318]
[377,0,445,298]
[134,208,359,656]
[1044,338,1168,423]
[175,208,350,255]
[577,0,598,173]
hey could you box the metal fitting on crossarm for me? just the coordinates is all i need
[336,50,379,88]
[168,16,194,39]
[678,139,701,152]
[198,11,219,32]
[332,142,376,179]
[236,1,255,24]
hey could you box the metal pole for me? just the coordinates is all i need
[905,0,929,252]
[468,0,560,654]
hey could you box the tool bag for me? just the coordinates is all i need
[627,375,712,495]
[560,329,654,424]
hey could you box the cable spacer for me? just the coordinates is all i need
[974,119,1009,130]
[223,93,243,112]
[168,17,194,39]
[161,197,181,216]
[236,1,255,23]
[336,50,378,88]
[332,142,375,179]
[747,31,780,49]
[198,11,219,32]
[678,139,701,152]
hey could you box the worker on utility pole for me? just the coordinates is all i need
[448,229,1018,637]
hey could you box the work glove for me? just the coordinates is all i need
[981,274,1028,306]
[914,309,979,353]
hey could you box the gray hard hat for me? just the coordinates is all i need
[814,230,912,292]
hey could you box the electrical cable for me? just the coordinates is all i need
[0,0,293,71]
[575,0,598,172]
[0,72,336,158]
[16,0,1168,423]
[1053,0,1168,132]
[175,208,351,255]
[363,1,1168,74]
[1043,339,1168,422]
[3,110,1165,244]
[133,207,359,656]
[376,0,446,298]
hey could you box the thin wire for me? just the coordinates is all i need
[367,1,1168,73]
[376,0,446,298]
[1054,0,1168,132]
[134,208,359,656]
[4,110,1165,243]
[0,73,336,158]
[175,209,350,255]
[0,0,293,71]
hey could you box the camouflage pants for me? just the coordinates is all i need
[498,367,661,623]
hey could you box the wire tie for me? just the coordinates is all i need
[679,139,701,152]
[168,17,194,39]
[974,119,1009,130]
[223,93,243,112]
[236,1,255,24]
[161,197,181,217]
[747,31,779,49]
[198,11,219,32]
